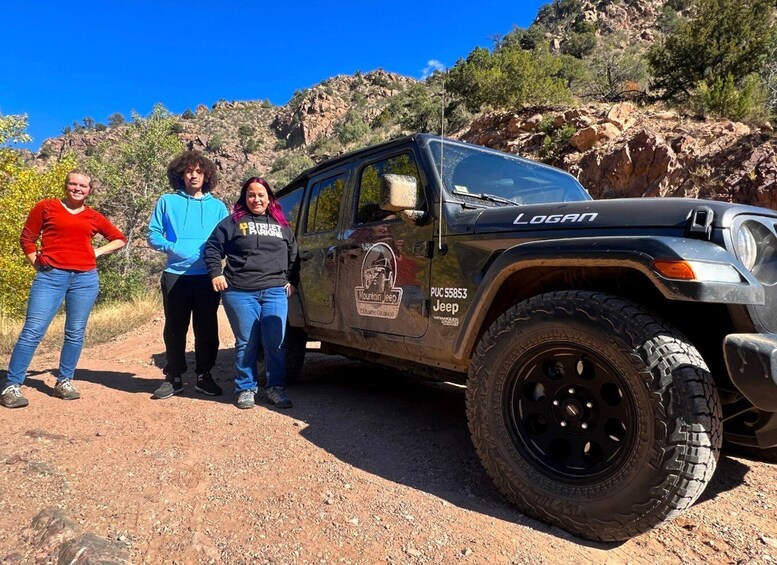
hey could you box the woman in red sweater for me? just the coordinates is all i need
[1,170,126,409]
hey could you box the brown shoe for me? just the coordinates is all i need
[1,385,29,408]
[54,379,81,400]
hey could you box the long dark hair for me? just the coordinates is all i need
[232,177,288,226]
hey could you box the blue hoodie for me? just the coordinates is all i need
[148,191,228,275]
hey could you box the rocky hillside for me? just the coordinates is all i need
[461,104,777,208]
[32,93,777,214]
[537,0,678,47]
[27,0,777,211]
[36,69,415,198]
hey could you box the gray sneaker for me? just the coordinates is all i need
[1,385,29,408]
[266,386,292,409]
[153,375,183,400]
[54,379,81,400]
[236,390,255,409]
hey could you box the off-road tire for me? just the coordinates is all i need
[466,290,722,541]
[257,325,308,387]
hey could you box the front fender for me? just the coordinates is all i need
[454,235,764,360]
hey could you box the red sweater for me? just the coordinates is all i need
[20,199,127,271]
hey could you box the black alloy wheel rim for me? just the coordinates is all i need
[505,342,638,482]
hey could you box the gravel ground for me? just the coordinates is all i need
[1,311,776,564]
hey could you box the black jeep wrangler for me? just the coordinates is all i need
[275,133,777,541]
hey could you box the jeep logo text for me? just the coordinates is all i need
[513,212,598,225]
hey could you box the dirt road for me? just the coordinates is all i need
[1,310,776,564]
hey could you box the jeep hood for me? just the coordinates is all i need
[466,198,776,233]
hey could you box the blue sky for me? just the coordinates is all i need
[2,1,548,150]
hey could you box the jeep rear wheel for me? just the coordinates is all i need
[467,291,722,541]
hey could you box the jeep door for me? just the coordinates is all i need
[295,170,348,325]
[337,151,432,338]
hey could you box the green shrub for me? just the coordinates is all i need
[649,0,774,101]
[689,73,769,122]
[336,110,370,144]
[370,74,394,88]
[207,133,223,152]
[539,124,577,160]
[108,113,125,127]
[243,138,258,154]
[561,32,597,58]
[269,153,315,187]
[666,0,691,10]
[310,136,343,160]
[371,109,393,129]
[572,21,596,34]
[97,253,149,303]
[447,44,574,111]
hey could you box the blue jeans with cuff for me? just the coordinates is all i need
[7,268,100,386]
[221,286,287,393]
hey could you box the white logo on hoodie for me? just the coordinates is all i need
[239,221,283,238]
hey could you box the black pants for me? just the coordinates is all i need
[160,272,220,376]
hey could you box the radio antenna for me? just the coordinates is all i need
[438,70,446,251]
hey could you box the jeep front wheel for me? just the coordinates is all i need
[466,291,722,541]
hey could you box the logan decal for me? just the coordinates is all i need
[513,212,598,225]
[354,243,403,319]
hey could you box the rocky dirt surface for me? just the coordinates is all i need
[1,310,777,564]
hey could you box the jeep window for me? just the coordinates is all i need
[427,139,591,206]
[305,174,345,233]
[277,185,304,231]
[355,153,424,225]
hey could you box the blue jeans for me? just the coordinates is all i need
[7,268,100,386]
[221,286,287,392]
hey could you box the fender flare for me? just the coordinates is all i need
[453,235,764,360]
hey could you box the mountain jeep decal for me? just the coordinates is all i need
[354,243,403,319]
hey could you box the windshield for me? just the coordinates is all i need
[427,139,591,205]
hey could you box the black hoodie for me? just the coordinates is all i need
[204,212,300,291]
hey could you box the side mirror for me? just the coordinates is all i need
[380,174,426,224]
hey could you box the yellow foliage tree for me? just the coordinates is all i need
[0,114,77,316]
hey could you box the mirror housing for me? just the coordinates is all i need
[380,174,426,224]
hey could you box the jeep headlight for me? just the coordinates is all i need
[734,223,758,271]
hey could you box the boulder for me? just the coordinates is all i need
[606,102,636,129]
[519,113,544,133]
[21,508,130,564]
[569,126,599,151]
[597,122,621,142]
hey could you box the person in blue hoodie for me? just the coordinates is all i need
[147,151,228,400]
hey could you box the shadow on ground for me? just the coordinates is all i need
[264,351,759,547]
[279,353,610,547]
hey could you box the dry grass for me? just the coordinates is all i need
[0,295,160,357]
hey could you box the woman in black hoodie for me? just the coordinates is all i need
[204,177,299,409]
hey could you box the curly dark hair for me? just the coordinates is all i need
[166,150,219,193]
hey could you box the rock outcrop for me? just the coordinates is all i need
[458,104,777,209]
[5,508,131,564]
[271,69,414,148]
